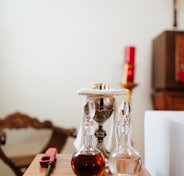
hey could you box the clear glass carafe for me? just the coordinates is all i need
[108,100,142,176]
[71,98,105,176]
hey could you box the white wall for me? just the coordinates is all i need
[0,0,184,166]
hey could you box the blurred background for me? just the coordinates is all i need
[0,1,184,174]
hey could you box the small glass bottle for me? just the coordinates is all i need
[71,98,105,176]
[108,100,142,176]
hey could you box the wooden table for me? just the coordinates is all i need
[23,154,151,176]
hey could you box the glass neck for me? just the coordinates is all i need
[83,121,94,148]
[84,132,93,148]
[117,120,131,147]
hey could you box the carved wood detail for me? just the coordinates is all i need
[0,111,77,176]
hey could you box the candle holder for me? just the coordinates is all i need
[120,82,138,102]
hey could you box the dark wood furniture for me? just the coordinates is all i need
[152,30,184,90]
[152,91,184,110]
[23,154,152,176]
[152,30,184,110]
[0,112,77,176]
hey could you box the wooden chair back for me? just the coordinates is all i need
[0,112,77,176]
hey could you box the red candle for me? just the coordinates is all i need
[125,46,135,65]
[123,46,136,83]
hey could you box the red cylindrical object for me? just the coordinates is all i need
[123,46,136,82]
[125,46,135,65]
[127,66,134,82]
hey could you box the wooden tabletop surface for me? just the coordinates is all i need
[23,154,151,176]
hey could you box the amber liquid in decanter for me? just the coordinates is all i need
[71,151,105,176]
[71,99,105,176]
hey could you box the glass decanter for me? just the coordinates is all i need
[108,100,142,176]
[71,98,105,176]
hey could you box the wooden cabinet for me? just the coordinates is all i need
[152,30,184,90]
[152,30,184,110]
[152,91,184,110]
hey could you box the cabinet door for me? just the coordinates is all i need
[152,91,184,110]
